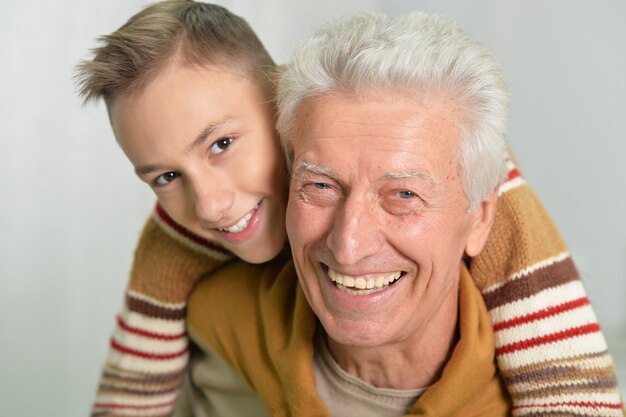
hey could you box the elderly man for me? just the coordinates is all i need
[278,4,504,402]
[180,11,624,417]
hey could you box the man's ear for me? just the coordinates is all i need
[465,189,498,257]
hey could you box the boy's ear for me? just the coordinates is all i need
[272,64,286,84]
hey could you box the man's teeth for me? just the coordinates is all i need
[218,205,258,233]
[328,268,401,293]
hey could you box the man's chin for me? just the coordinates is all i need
[320,316,395,349]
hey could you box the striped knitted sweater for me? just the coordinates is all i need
[91,158,624,417]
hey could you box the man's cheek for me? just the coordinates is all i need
[285,202,304,244]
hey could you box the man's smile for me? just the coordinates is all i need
[324,264,405,296]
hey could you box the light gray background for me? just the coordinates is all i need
[1,0,624,415]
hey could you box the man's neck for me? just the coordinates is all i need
[324,285,460,390]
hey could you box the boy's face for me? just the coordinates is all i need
[109,63,288,263]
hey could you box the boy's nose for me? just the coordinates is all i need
[192,181,234,224]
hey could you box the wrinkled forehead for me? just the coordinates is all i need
[292,87,459,134]
[292,94,459,182]
[291,92,462,163]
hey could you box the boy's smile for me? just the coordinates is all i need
[109,60,288,263]
[213,200,262,244]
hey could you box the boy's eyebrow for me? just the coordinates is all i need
[135,163,167,176]
[134,118,235,176]
[185,118,234,154]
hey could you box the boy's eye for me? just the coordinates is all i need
[154,171,179,186]
[210,137,234,155]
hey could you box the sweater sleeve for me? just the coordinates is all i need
[469,154,624,416]
[91,203,233,417]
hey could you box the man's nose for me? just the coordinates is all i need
[326,194,383,266]
[190,178,234,223]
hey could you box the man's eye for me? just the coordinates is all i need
[296,181,340,207]
[398,190,416,199]
[154,171,179,186]
[381,189,425,216]
[210,137,234,155]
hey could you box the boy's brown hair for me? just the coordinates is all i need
[75,0,275,104]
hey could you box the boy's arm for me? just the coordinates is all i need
[470,154,624,416]
[91,203,233,417]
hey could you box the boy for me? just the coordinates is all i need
[76,1,621,416]
[77,2,287,414]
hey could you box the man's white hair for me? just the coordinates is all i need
[276,11,509,209]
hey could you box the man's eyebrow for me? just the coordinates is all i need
[293,164,438,186]
[294,162,338,179]
[382,171,438,186]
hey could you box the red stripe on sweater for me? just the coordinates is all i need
[505,167,521,183]
[495,323,601,356]
[116,315,186,341]
[154,203,231,254]
[512,400,624,410]
[110,338,189,360]
[493,297,590,332]
[92,400,176,411]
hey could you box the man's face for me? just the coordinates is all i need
[286,93,495,348]
[109,63,288,263]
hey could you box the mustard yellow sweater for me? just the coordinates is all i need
[187,260,511,416]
